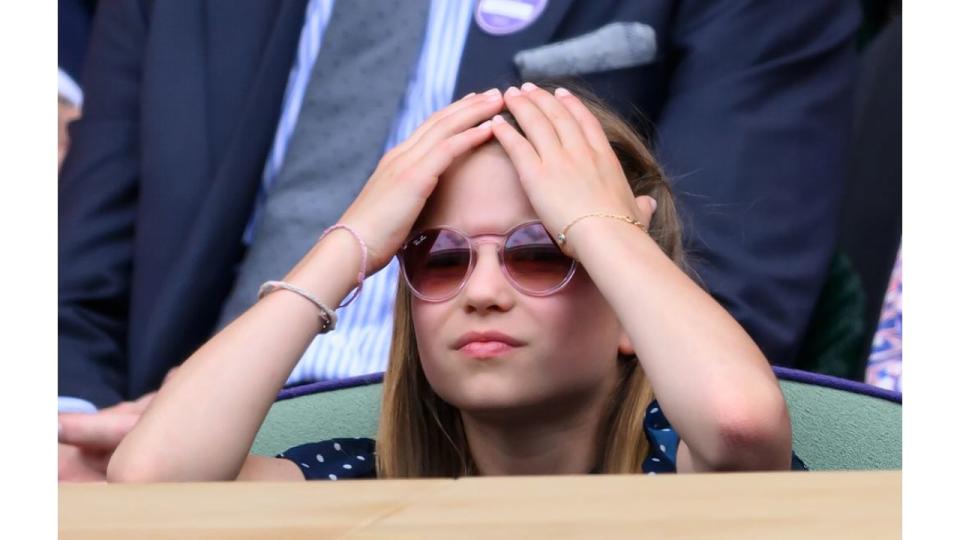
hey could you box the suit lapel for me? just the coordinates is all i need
[139,0,308,389]
[454,0,576,97]
[204,0,301,169]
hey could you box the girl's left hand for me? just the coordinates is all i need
[491,82,656,260]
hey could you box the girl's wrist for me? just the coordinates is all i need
[566,215,660,268]
[282,228,365,311]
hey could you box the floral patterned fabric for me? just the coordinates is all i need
[866,248,902,393]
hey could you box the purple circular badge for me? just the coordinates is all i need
[475,0,548,36]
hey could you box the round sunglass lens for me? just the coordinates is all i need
[503,223,574,293]
[402,229,471,300]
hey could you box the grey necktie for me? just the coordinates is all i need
[217,0,430,328]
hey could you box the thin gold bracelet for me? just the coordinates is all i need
[556,213,648,247]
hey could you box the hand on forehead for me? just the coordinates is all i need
[417,143,539,234]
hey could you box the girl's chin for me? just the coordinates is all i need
[437,373,608,424]
[442,386,558,421]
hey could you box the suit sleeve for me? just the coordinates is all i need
[653,0,860,365]
[58,1,149,407]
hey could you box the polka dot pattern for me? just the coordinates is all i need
[278,438,377,480]
[277,401,808,479]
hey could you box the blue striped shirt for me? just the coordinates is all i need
[257,0,475,386]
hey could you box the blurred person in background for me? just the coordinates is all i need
[793,6,901,388]
[57,0,96,170]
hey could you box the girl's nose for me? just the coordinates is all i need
[461,244,515,312]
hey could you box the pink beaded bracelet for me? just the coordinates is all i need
[318,224,368,308]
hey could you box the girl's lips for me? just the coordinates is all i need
[452,331,524,350]
[458,341,517,358]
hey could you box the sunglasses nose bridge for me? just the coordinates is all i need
[459,240,508,290]
[470,236,505,260]
[470,240,503,269]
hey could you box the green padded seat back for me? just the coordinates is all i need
[779,379,900,470]
[251,379,382,457]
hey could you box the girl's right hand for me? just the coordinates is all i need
[335,89,503,275]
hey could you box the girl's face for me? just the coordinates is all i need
[411,144,633,420]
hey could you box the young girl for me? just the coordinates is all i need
[108,83,799,482]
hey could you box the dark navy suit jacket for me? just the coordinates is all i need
[59,0,860,407]
[58,0,97,83]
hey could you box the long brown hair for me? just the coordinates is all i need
[376,83,687,477]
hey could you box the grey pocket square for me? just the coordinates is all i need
[514,21,657,80]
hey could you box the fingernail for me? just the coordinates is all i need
[483,88,500,98]
[521,82,537,93]
[555,87,571,97]
[505,86,521,97]
[650,198,658,213]
[479,120,492,129]
[492,115,505,124]
[464,92,476,99]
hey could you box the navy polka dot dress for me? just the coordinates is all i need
[276,400,807,480]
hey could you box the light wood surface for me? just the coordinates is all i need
[59,471,900,539]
